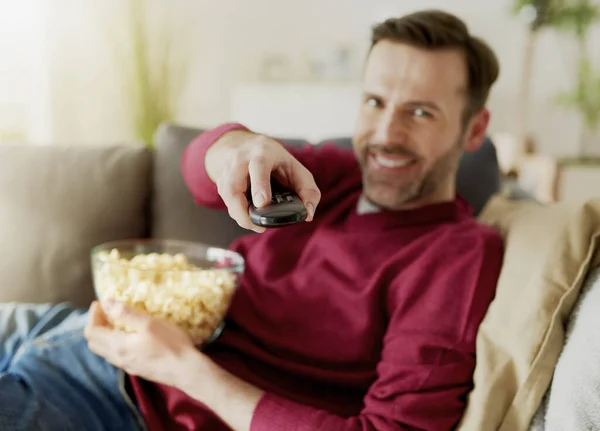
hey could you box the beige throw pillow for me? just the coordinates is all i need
[457,195,600,431]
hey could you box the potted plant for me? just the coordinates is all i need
[511,0,600,159]
[114,0,190,149]
[511,0,555,145]
[509,0,600,201]
[549,0,600,161]
[555,57,600,163]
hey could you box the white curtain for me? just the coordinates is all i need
[0,0,209,146]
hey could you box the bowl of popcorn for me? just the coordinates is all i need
[90,239,244,345]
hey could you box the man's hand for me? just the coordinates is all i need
[206,131,321,233]
[84,300,199,389]
[84,300,264,431]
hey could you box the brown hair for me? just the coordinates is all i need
[370,9,500,121]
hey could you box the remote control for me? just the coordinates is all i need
[248,180,308,228]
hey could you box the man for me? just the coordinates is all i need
[0,9,503,431]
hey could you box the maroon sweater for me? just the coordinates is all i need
[128,123,504,431]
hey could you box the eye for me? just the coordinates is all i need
[366,97,383,109]
[414,108,432,118]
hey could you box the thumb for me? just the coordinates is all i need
[89,300,111,327]
[297,186,321,221]
[291,164,321,222]
[102,300,150,330]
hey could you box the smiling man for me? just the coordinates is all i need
[356,36,491,211]
[0,9,503,431]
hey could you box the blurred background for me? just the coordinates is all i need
[0,0,599,201]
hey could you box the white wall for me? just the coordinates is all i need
[0,0,598,155]
[0,2,39,139]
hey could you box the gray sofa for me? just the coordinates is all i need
[0,122,598,431]
[0,122,502,307]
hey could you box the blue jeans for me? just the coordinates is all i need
[0,302,147,431]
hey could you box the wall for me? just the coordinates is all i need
[0,0,598,155]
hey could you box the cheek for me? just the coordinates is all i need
[412,122,460,159]
[353,115,373,156]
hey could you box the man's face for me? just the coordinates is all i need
[353,40,489,210]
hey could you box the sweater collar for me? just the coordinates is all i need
[346,193,471,230]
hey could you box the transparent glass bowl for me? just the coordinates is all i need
[90,239,244,345]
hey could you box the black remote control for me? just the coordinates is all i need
[248,180,308,228]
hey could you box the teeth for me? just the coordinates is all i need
[375,154,412,168]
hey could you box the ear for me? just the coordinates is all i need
[464,108,490,152]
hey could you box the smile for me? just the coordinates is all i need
[369,152,418,170]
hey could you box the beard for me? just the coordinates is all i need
[360,133,465,210]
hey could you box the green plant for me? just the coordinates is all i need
[510,0,556,142]
[115,0,190,148]
[548,0,600,156]
[512,0,600,155]
[555,57,600,130]
[513,0,599,35]
[512,0,555,30]
[543,0,600,41]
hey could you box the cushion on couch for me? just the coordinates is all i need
[151,123,249,248]
[0,144,152,306]
[529,265,600,431]
[151,123,502,246]
[457,196,600,431]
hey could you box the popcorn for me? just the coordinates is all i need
[93,249,238,344]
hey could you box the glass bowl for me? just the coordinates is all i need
[90,239,244,345]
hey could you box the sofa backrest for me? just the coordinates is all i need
[0,143,152,306]
[151,122,502,248]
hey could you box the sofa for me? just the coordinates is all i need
[1,122,599,430]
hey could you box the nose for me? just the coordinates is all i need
[373,106,407,146]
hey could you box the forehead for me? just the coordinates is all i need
[364,40,468,102]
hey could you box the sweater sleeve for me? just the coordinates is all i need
[180,123,249,210]
[181,123,355,210]
[250,228,504,431]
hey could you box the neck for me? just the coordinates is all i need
[356,195,382,214]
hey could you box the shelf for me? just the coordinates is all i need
[230,81,362,142]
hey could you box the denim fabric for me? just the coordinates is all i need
[0,302,146,431]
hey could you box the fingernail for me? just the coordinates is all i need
[306,202,315,219]
[253,191,266,207]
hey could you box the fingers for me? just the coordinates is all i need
[89,300,110,327]
[248,155,274,208]
[102,300,150,331]
[290,162,321,222]
[217,163,266,233]
[216,136,320,229]
[85,301,128,352]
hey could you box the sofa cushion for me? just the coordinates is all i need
[151,123,248,248]
[528,265,600,430]
[0,144,152,307]
[457,196,600,431]
[455,137,502,215]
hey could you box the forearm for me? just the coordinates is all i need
[181,123,250,208]
[175,351,409,431]
[177,349,263,431]
[204,129,257,184]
